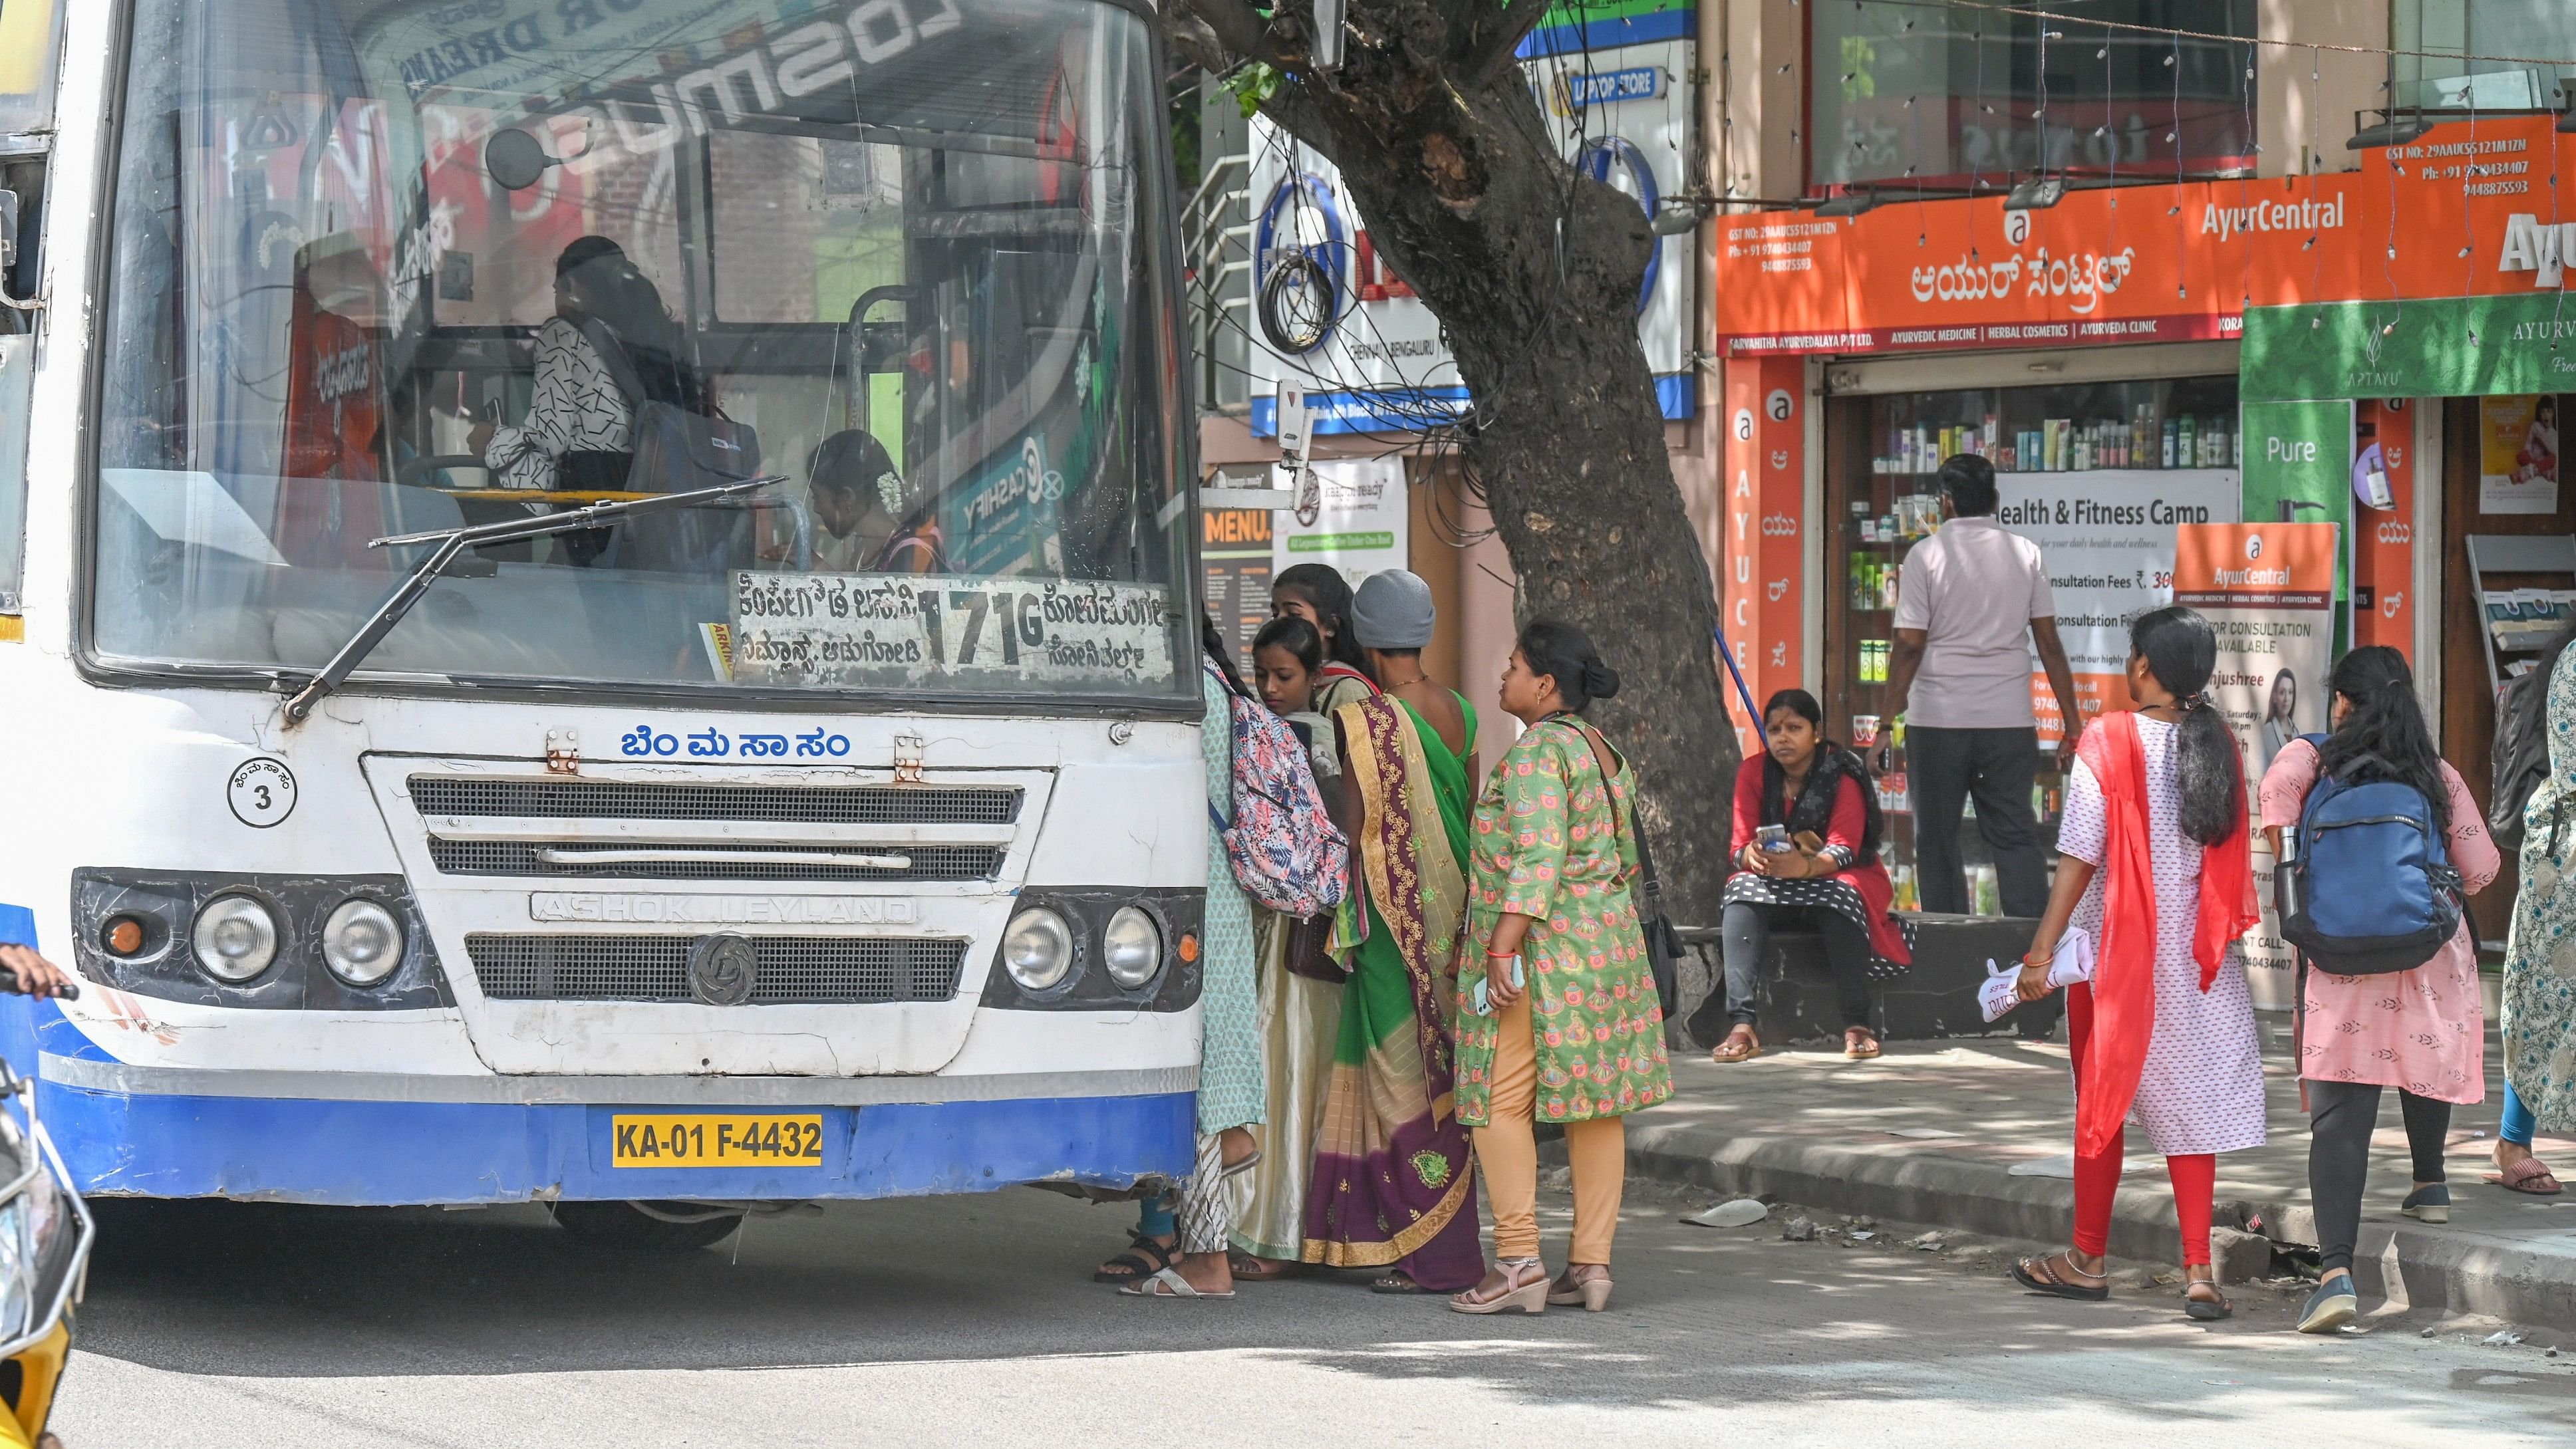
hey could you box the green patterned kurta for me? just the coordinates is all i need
[1455,717,1672,1126]
[2505,640,2576,1134]
[1198,662,1265,1135]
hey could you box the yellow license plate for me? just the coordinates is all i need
[610,1115,825,1168]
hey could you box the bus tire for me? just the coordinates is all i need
[549,1200,747,1251]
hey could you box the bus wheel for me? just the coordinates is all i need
[549,1200,747,1250]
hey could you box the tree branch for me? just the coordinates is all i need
[1177,0,1292,69]
[1461,0,1552,89]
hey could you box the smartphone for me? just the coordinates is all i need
[1756,824,1793,854]
[1471,954,1526,1016]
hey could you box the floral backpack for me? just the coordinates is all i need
[1207,666,1348,916]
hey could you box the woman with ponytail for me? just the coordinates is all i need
[2259,647,2498,1333]
[2007,606,2264,1321]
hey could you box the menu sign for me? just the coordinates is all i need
[727,573,1174,687]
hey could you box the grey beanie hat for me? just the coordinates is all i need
[1351,569,1436,650]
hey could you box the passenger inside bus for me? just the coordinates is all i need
[801,430,945,575]
[469,235,705,498]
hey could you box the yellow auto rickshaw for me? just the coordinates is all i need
[0,1056,94,1449]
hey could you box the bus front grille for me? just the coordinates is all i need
[464,934,968,1003]
[428,839,1005,882]
[408,777,1023,825]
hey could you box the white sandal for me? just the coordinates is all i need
[1118,1265,1235,1300]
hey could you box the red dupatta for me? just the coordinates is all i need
[1319,662,1379,696]
[2073,708,2260,1158]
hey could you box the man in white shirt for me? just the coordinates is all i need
[1884,454,2080,919]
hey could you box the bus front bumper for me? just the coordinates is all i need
[34,1054,1197,1205]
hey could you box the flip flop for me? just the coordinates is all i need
[1369,1271,1429,1295]
[1844,1027,1882,1061]
[1119,1265,1234,1300]
[2486,1156,2565,1195]
[2011,1251,2109,1302]
[1711,1027,1761,1063]
[1093,1232,1179,1283]
[2182,1282,2234,1322]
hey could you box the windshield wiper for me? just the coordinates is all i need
[281,477,783,727]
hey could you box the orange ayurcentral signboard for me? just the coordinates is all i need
[1721,176,2362,356]
[1732,115,2576,370]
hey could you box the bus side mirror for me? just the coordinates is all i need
[0,191,17,271]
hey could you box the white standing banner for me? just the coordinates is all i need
[2175,521,2340,1012]
[1272,458,1408,585]
[1992,469,2240,741]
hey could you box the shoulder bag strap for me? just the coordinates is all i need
[571,315,649,414]
[1568,719,1655,896]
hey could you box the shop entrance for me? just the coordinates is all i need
[1822,368,2243,912]
[2437,394,2576,952]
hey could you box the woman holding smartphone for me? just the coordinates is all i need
[1449,621,1672,1315]
[1711,690,1913,1063]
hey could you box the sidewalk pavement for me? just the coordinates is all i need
[1614,1021,2576,1332]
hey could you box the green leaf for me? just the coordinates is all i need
[1225,62,1283,119]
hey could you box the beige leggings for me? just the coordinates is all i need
[1469,993,1626,1264]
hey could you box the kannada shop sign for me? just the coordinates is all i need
[1718,177,2357,356]
[2241,116,2576,400]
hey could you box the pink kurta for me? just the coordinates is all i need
[2258,741,2498,1105]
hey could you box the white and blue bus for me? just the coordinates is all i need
[0,0,1203,1244]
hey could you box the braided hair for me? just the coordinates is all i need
[2128,606,2241,846]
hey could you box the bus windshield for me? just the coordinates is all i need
[94,0,1191,705]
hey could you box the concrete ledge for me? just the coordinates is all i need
[1616,1115,2263,1277]
[1610,1110,2576,1328]
[1675,911,2056,1047]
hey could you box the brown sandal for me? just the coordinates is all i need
[1712,1025,1762,1063]
[1844,1027,1882,1060]
[2011,1250,2109,1302]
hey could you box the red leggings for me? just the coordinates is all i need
[2066,984,2216,1266]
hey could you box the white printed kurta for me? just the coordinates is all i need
[2057,716,2269,1155]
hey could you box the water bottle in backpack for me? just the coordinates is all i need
[2281,733,2464,976]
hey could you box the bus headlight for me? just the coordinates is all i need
[191,896,279,984]
[1101,905,1163,988]
[321,899,404,987]
[1001,907,1074,992]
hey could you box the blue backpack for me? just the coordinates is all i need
[2281,733,2464,976]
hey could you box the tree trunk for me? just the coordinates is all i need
[1250,51,1740,921]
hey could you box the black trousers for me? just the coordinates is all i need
[2307,1080,2452,1273]
[1908,724,2049,918]
[1721,901,1873,1031]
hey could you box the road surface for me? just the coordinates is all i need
[48,1179,2576,1447]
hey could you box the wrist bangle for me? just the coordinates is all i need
[1486,948,1519,958]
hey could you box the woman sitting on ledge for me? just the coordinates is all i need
[1713,689,1912,1063]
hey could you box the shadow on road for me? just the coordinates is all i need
[66,1189,2575,1436]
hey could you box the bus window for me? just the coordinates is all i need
[91,0,1191,701]
[0,0,65,136]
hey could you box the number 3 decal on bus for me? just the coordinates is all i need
[227,757,297,828]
